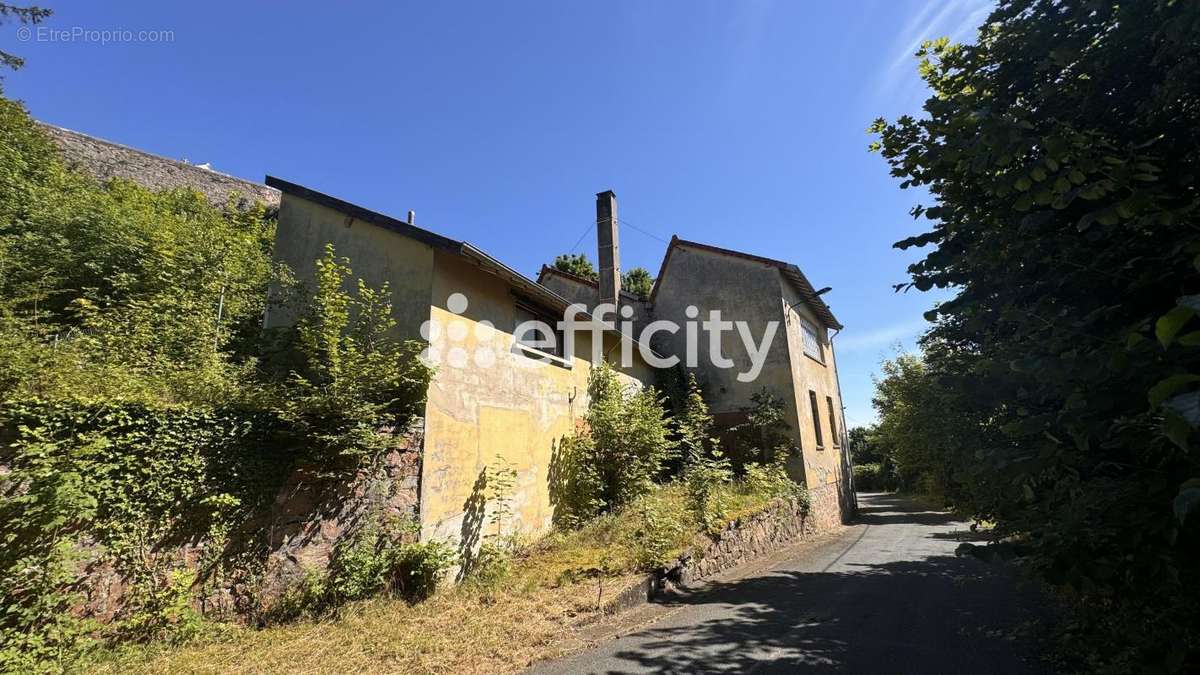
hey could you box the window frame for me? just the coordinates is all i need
[809,389,824,449]
[800,318,825,365]
[826,395,839,448]
[512,299,569,367]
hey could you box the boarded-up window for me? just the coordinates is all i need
[809,390,824,448]
[826,396,839,447]
[801,319,824,363]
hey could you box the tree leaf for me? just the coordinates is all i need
[1148,375,1200,407]
[1155,306,1194,347]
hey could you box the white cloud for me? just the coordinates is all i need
[874,0,994,107]
[834,317,928,354]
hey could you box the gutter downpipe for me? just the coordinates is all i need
[829,328,857,515]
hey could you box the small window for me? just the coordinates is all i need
[809,390,824,448]
[826,396,839,447]
[801,319,824,363]
[514,303,562,358]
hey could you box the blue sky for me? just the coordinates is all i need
[3,0,991,427]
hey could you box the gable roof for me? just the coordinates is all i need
[265,176,661,355]
[267,175,573,313]
[536,265,649,303]
[651,236,842,330]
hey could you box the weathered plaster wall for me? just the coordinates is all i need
[779,277,851,525]
[539,270,654,333]
[653,244,851,527]
[777,276,854,523]
[652,244,804,443]
[266,194,435,340]
[421,252,651,551]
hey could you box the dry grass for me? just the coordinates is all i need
[79,483,782,675]
[85,576,642,675]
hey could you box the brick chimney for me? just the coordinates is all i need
[596,190,620,306]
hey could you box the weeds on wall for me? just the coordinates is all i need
[0,93,434,671]
[549,362,676,527]
[269,516,458,624]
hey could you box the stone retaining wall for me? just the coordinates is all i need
[664,495,816,589]
[806,481,846,533]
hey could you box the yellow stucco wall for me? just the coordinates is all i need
[779,277,847,491]
[270,193,656,547]
[266,194,435,339]
[420,251,650,546]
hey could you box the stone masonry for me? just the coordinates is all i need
[39,122,279,209]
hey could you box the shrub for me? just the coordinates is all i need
[461,541,512,591]
[551,363,675,524]
[281,245,433,465]
[852,463,895,493]
[728,389,793,472]
[0,401,292,668]
[685,454,734,534]
[675,374,715,469]
[326,514,458,605]
[626,490,689,570]
[387,540,458,602]
[548,432,605,529]
[743,459,806,503]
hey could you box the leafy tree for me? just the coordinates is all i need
[551,253,597,280]
[675,374,715,467]
[873,353,955,494]
[0,93,278,404]
[551,363,674,524]
[586,362,675,508]
[728,388,792,472]
[282,245,433,463]
[621,267,654,300]
[870,1,1200,669]
[0,4,52,71]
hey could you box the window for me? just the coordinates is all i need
[809,390,824,448]
[514,302,563,358]
[826,396,839,447]
[801,319,824,364]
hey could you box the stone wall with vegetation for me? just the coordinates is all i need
[0,96,434,672]
[667,495,815,586]
[39,123,280,209]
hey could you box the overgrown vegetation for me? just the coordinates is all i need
[77,362,808,674]
[620,267,654,300]
[0,91,431,671]
[549,362,676,526]
[550,253,597,280]
[548,253,654,299]
[85,476,804,675]
[0,69,810,672]
[869,2,1200,670]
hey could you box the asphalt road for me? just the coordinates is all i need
[531,492,1048,674]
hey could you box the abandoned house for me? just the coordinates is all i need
[45,123,853,556]
[539,229,853,532]
[264,178,855,540]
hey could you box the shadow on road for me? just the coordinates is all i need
[594,496,1046,674]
